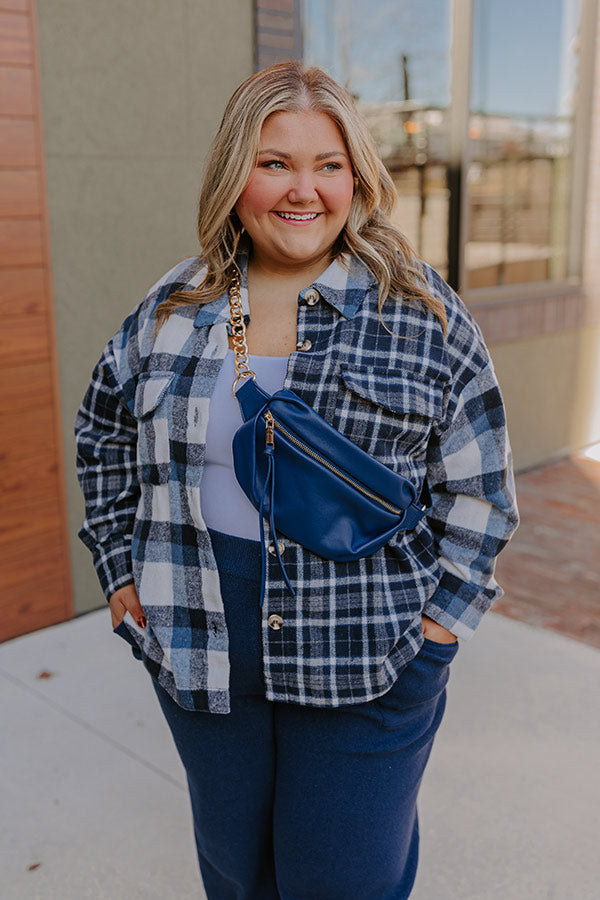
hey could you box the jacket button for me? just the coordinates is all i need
[304,288,320,305]
[268,541,285,556]
[296,339,312,352]
[267,614,284,630]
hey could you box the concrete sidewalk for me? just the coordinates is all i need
[1,608,599,899]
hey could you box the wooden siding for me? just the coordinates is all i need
[0,0,72,641]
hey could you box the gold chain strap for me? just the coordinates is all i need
[228,272,256,396]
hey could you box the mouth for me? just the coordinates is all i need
[273,211,321,223]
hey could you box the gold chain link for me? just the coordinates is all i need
[229,272,256,396]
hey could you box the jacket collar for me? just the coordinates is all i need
[192,250,377,329]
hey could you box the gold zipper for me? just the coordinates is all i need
[265,411,275,447]
[264,411,405,516]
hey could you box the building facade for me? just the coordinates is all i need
[1,0,598,639]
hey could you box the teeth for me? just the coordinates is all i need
[277,212,319,220]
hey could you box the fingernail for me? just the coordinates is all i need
[137,615,147,629]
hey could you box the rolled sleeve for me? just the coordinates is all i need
[75,345,140,600]
[423,364,519,638]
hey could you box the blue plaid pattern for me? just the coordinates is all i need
[75,253,519,712]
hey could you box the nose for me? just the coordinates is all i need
[287,169,318,204]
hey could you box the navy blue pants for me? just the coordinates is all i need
[152,529,458,900]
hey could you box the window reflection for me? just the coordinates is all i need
[467,0,581,289]
[303,0,452,279]
[303,0,584,294]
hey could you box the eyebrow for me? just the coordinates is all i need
[315,151,347,160]
[257,149,348,160]
[258,149,291,158]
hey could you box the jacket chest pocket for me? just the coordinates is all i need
[338,366,444,465]
[134,372,176,484]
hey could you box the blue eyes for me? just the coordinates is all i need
[260,160,342,172]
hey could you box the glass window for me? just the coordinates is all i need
[303,0,453,279]
[467,0,582,289]
[303,0,586,295]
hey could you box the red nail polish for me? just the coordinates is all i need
[137,615,147,629]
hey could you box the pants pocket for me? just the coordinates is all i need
[375,639,458,728]
[421,635,459,660]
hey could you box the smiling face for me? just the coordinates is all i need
[234,110,355,276]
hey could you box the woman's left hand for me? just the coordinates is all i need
[421,614,457,644]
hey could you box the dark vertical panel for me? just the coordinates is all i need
[446,164,462,292]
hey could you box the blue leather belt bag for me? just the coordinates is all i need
[228,277,430,603]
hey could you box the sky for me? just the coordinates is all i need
[303,0,581,119]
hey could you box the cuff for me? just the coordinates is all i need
[93,543,134,600]
[423,570,497,641]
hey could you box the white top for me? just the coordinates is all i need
[200,349,289,540]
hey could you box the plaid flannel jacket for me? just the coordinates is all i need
[75,252,519,713]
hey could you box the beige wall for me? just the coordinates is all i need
[489,325,600,472]
[37,0,254,614]
[578,0,600,458]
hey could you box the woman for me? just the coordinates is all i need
[76,63,518,900]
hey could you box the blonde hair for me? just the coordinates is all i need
[158,62,446,334]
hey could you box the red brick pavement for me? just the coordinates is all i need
[494,452,600,649]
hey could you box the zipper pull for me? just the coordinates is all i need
[264,411,275,448]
